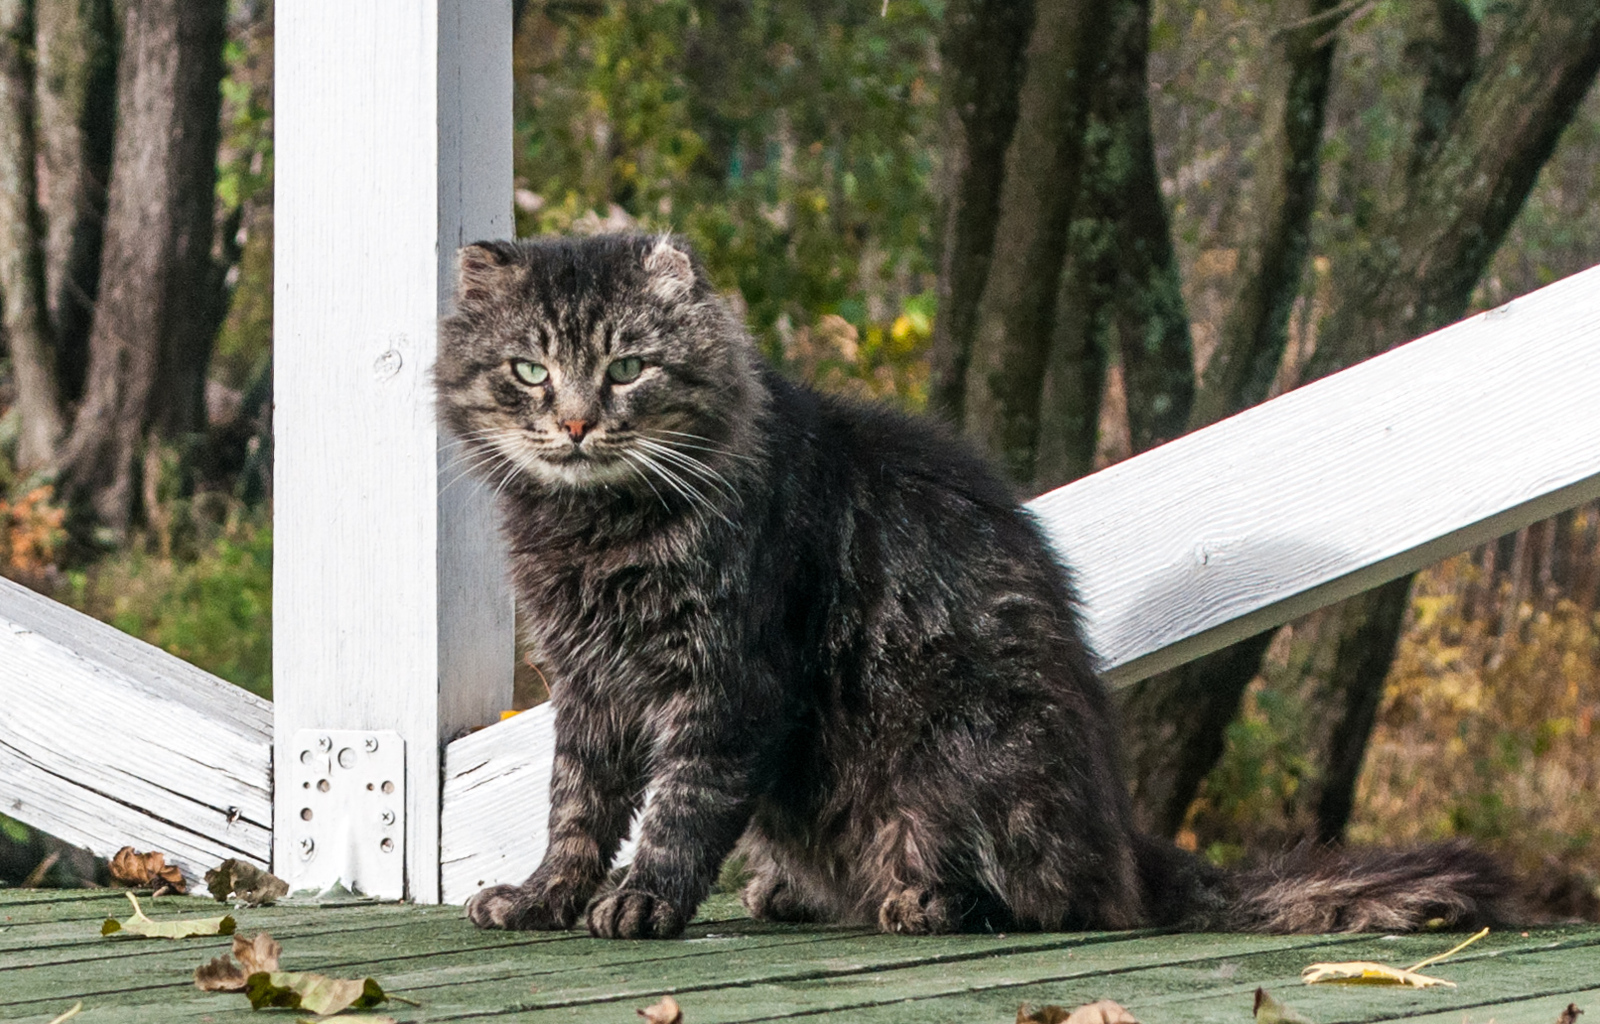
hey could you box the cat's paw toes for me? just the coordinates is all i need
[465,883,577,931]
[877,887,952,935]
[586,889,686,939]
[741,872,816,922]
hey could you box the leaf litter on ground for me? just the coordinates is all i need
[1254,987,1313,1024]
[108,846,186,896]
[204,857,289,906]
[1301,927,1490,988]
[101,892,235,938]
[638,995,683,1023]
[195,930,416,1016]
[1017,999,1138,1023]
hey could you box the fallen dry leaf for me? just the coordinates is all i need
[195,932,283,991]
[44,1002,83,1024]
[1302,927,1489,988]
[109,846,187,895]
[1018,1000,1138,1024]
[204,859,289,907]
[638,995,684,1023]
[1557,1005,1583,1024]
[102,892,235,939]
[1254,987,1313,1024]
[245,971,396,1015]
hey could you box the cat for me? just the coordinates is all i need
[434,233,1512,940]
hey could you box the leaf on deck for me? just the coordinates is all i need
[108,846,187,895]
[1254,987,1313,1023]
[204,859,289,907]
[638,995,684,1023]
[1557,1004,1584,1024]
[44,1001,83,1024]
[244,971,394,1015]
[195,931,283,990]
[101,892,236,939]
[1018,1000,1138,1023]
[1302,927,1489,988]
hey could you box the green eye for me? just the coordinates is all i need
[607,357,644,384]
[511,360,549,385]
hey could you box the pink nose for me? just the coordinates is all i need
[562,419,590,442]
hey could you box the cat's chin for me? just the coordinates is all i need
[521,453,639,491]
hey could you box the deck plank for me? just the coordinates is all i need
[3,890,1596,1024]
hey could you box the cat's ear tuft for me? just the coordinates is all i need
[643,237,696,302]
[456,241,521,307]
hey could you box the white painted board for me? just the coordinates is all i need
[0,576,272,883]
[439,704,556,905]
[437,263,1600,899]
[273,0,514,902]
[1031,263,1600,686]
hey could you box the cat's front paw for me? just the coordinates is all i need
[586,888,686,939]
[877,886,954,935]
[741,871,817,922]
[466,882,580,931]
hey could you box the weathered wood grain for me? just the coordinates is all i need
[273,0,515,902]
[6,890,1596,1024]
[439,705,555,904]
[1029,264,1600,685]
[0,576,272,884]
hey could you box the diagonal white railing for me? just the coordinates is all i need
[2,1,1599,904]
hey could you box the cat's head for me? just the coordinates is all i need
[434,233,760,494]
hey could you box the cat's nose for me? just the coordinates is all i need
[562,419,590,443]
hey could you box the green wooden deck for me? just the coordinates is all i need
[3,888,1596,1023]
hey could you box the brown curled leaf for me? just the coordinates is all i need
[108,846,187,894]
[1018,1001,1138,1024]
[1557,1005,1583,1024]
[204,858,289,907]
[195,931,282,991]
[1254,987,1314,1024]
[638,995,684,1023]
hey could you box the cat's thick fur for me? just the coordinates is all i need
[434,233,1513,939]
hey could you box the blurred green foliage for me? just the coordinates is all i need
[513,0,942,403]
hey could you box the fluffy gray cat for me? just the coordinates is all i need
[434,233,1511,940]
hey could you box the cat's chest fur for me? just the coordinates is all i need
[504,496,763,702]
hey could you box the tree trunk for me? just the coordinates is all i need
[35,0,116,402]
[1187,0,1342,430]
[926,0,1036,427]
[0,0,66,471]
[1200,0,1600,846]
[959,0,1110,486]
[58,0,226,535]
[1031,0,1190,492]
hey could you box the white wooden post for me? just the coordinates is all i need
[274,0,514,903]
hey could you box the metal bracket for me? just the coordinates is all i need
[286,729,405,900]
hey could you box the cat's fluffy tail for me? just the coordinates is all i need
[1135,835,1518,933]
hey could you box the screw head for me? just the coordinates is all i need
[364,736,379,752]
[381,810,395,826]
[317,735,332,752]
[299,836,315,858]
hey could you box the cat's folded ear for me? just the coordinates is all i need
[643,236,696,302]
[456,241,523,308]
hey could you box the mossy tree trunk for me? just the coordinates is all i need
[0,0,66,471]
[57,0,228,536]
[933,0,1600,841]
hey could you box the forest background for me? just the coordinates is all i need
[0,0,1598,916]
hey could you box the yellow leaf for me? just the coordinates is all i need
[101,892,236,939]
[1302,927,1489,988]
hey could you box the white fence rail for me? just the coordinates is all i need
[0,576,272,884]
